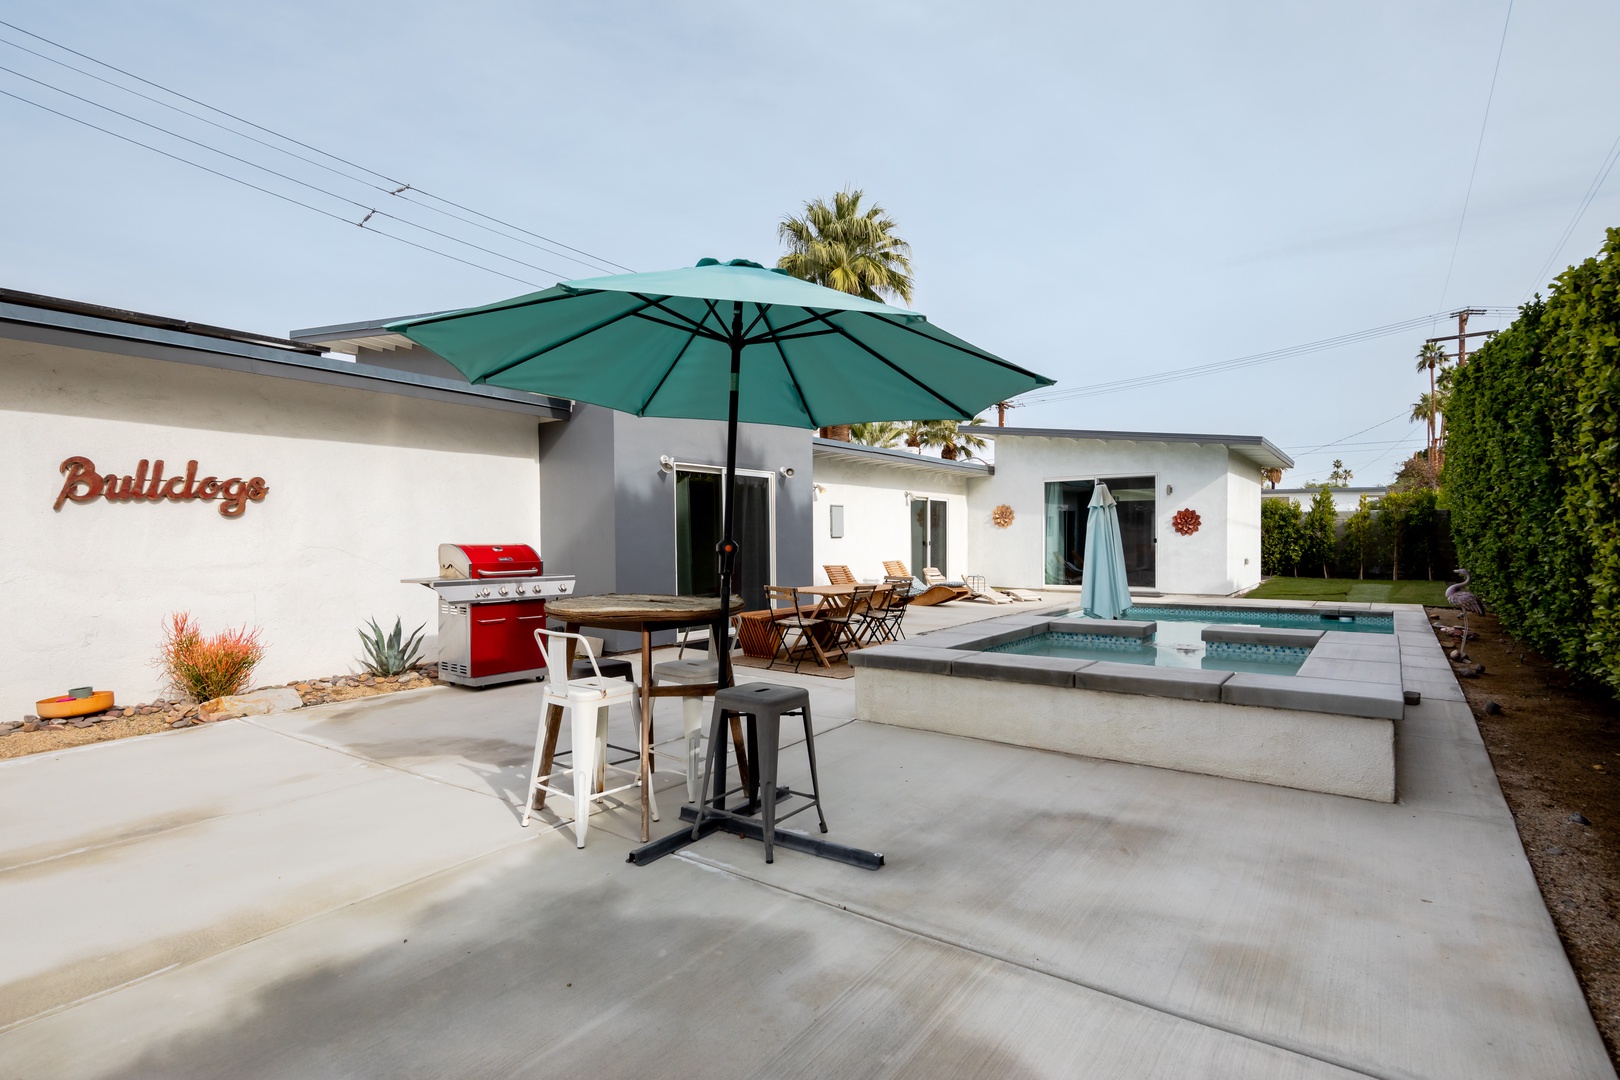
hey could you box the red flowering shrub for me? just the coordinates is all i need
[157,612,266,702]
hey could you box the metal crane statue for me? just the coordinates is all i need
[1445,568,1487,658]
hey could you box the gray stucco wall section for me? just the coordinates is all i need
[540,406,813,650]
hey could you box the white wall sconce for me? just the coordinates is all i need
[779,466,795,479]
[659,455,676,473]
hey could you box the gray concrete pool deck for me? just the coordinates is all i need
[0,594,1612,1079]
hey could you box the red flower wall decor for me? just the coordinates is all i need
[1172,508,1201,536]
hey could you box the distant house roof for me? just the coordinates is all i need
[811,437,991,477]
[0,289,569,419]
[287,313,447,355]
[960,425,1294,470]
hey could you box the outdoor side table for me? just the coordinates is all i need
[540,593,744,842]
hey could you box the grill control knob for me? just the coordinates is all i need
[479,588,490,598]
[498,586,509,596]
[515,585,525,595]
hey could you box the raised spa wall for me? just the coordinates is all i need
[851,604,1442,803]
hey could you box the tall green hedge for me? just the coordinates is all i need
[1444,227,1620,692]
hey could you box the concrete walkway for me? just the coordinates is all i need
[0,599,1611,1079]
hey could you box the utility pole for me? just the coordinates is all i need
[1422,309,1494,472]
[994,400,1019,426]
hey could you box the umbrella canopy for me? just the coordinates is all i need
[388,257,1055,689]
[1080,482,1132,620]
[386,258,1052,427]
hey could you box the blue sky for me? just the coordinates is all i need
[3,1,1617,483]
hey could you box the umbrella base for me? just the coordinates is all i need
[627,801,884,870]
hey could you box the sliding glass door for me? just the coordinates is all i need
[910,498,948,578]
[675,469,772,611]
[1043,476,1155,587]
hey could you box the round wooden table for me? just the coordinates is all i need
[541,594,744,841]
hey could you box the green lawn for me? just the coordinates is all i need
[1243,577,1451,607]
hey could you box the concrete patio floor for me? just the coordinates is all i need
[0,598,1612,1079]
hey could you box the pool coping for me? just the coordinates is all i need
[853,606,1409,721]
[851,600,1440,802]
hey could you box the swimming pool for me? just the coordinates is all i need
[1058,604,1395,636]
[991,622,1311,675]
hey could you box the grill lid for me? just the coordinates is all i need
[438,543,541,579]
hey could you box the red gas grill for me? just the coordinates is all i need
[404,544,576,688]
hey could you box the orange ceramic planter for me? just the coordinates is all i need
[36,691,115,719]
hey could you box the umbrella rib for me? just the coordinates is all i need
[746,328,840,344]
[740,303,773,339]
[870,314,1055,384]
[628,293,725,338]
[743,310,825,338]
[631,311,729,341]
[477,297,662,381]
[801,309,976,420]
[758,306,817,426]
[635,329,700,416]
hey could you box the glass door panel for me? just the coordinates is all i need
[910,498,948,577]
[1043,476,1155,588]
[676,470,771,611]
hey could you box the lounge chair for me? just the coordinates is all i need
[961,574,1016,604]
[888,563,969,606]
[823,564,857,585]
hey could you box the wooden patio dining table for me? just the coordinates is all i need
[755,582,893,667]
[539,593,744,842]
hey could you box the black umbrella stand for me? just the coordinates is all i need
[629,301,883,871]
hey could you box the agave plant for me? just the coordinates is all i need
[358,617,426,676]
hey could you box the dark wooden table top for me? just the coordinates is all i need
[547,593,745,631]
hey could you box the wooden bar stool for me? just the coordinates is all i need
[524,630,656,847]
[692,682,827,863]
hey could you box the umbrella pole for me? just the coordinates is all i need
[715,303,744,694]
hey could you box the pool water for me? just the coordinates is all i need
[1059,605,1394,636]
[991,622,1310,676]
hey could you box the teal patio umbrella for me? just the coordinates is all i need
[388,258,1054,687]
[1080,482,1132,620]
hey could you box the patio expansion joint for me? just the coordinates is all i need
[669,852,1398,1080]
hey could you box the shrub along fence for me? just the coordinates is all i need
[1444,227,1620,693]
[1261,490,1454,581]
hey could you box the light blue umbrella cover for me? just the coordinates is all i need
[1081,482,1132,620]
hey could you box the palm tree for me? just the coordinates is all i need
[1414,341,1447,454]
[849,421,906,448]
[779,189,914,443]
[903,419,989,460]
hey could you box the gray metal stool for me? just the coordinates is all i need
[571,656,634,682]
[692,682,826,863]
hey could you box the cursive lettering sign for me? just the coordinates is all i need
[55,456,268,518]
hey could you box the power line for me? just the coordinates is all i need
[0,32,624,276]
[0,17,634,275]
[1437,0,1514,309]
[0,64,573,282]
[1018,311,1514,405]
[1523,129,1620,300]
[0,86,542,289]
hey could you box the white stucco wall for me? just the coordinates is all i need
[810,456,971,582]
[1,338,544,713]
[965,435,1260,595]
[1227,452,1263,593]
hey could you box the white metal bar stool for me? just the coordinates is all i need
[524,629,657,847]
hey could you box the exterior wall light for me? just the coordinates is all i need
[659,455,676,473]
[780,466,795,479]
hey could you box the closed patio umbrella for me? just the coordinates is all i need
[389,258,1054,687]
[1080,482,1132,620]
